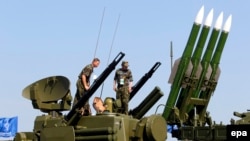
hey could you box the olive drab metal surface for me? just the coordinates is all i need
[14,5,246,141]
[14,52,167,141]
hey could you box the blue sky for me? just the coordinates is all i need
[0,1,249,140]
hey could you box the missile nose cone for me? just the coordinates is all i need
[214,12,224,30]
[204,8,214,27]
[223,14,232,32]
[195,5,205,25]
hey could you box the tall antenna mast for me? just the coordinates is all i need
[100,14,121,98]
[170,41,173,70]
[93,7,106,58]
[107,13,121,64]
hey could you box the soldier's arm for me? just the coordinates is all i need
[128,70,133,92]
[81,74,90,90]
[113,80,117,91]
[113,71,118,91]
[129,81,133,93]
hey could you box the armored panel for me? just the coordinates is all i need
[194,127,213,140]
[180,126,194,140]
[40,126,75,141]
[213,126,227,140]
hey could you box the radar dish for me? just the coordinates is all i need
[22,76,70,102]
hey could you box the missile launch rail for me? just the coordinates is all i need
[13,5,247,141]
[160,5,250,141]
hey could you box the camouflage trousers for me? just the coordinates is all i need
[73,79,92,116]
[116,86,129,115]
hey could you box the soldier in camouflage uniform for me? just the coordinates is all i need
[73,58,100,116]
[113,61,133,115]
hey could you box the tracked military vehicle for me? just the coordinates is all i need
[14,5,250,141]
[14,52,166,141]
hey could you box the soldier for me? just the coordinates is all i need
[73,58,100,116]
[113,61,133,114]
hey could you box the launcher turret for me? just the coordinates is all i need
[162,5,232,126]
[14,51,168,141]
[161,5,233,141]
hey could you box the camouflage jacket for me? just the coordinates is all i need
[78,64,93,83]
[114,68,133,87]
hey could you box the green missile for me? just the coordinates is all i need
[162,6,204,120]
[199,14,232,100]
[185,12,224,114]
[194,15,232,121]
[210,14,232,79]
[177,9,214,116]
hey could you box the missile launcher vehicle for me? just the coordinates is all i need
[14,5,250,141]
[14,52,166,141]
